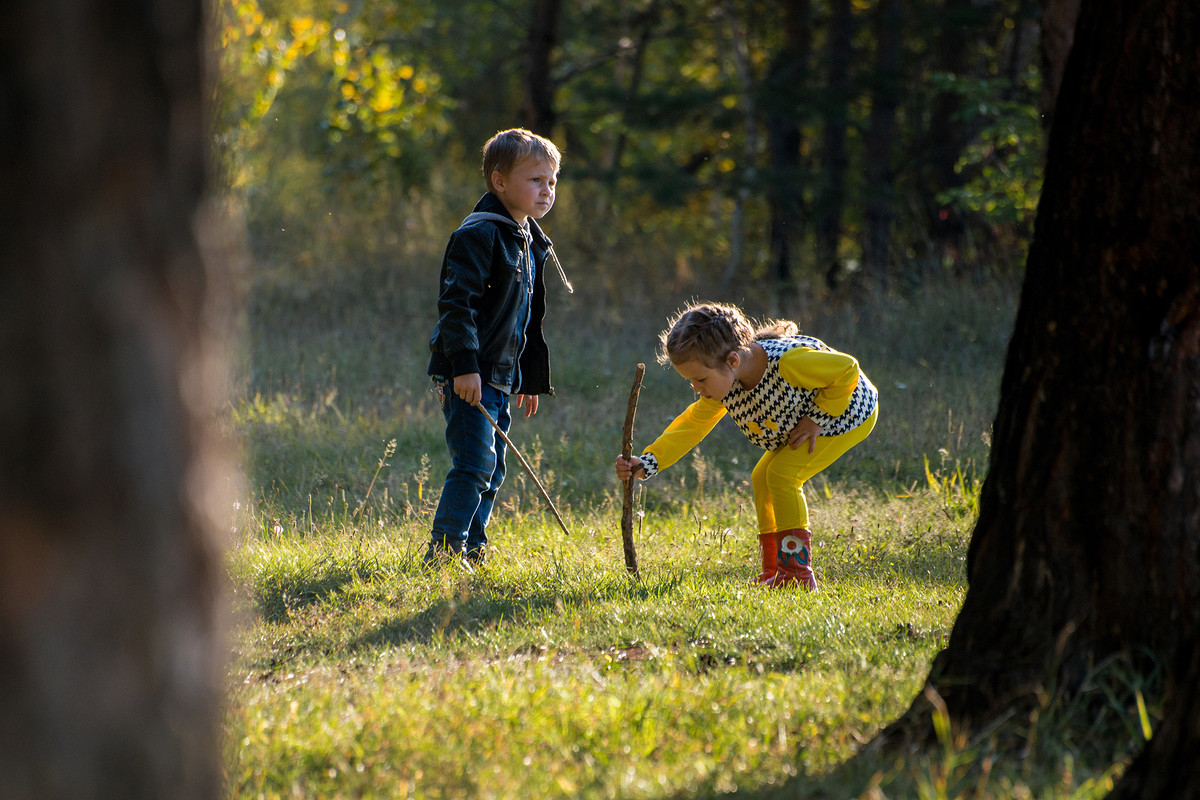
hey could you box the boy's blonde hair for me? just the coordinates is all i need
[659,302,799,368]
[482,128,561,192]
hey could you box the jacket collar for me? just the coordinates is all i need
[463,193,572,293]
[466,192,551,248]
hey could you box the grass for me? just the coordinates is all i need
[225,488,968,799]
[221,277,1151,798]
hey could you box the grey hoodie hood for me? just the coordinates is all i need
[458,211,574,294]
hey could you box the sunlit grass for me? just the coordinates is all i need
[224,485,966,799]
[222,278,1151,798]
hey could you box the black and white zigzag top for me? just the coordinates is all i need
[723,336,878,451]
[638,335,878,479]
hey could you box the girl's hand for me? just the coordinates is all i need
[788,416,822,453]
[615,454,645,481]
[515,394,539,417]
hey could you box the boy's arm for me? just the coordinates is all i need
[436,227,493,377]
[778,347,861,417]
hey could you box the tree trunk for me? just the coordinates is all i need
[0,1,227,798]
[921,0,972,271]
[1039,0,1082,132]
[862,0,901,287]
[818,0,852,288]
[720,0,759,287]
[523,0,562,136]
[875,0,1200,760]
[1106,634,1200,798]
[763,0,812,308]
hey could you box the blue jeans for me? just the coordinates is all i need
[429,379,511,553]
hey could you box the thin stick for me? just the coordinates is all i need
[620,363,646,577]
[477,404,571,537]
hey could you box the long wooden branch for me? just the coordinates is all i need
[620,363,646,576]
[478,405,570,537]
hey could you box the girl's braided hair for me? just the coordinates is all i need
[658,302,799,367]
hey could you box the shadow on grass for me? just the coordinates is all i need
[249,551,416,624]
[347,568,693,653]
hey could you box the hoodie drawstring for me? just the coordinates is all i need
[459,211,574,294]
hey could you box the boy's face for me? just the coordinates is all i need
[492,156,558,224]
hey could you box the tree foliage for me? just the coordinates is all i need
[215,0,1047,294]
[216,0,451,190]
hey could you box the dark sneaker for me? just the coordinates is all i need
[422,539,466,570]
[464,546,487,566]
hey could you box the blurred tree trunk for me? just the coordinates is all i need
[921,0,971,271]
[862,0,901,287]
[721,1,759,287]
[874,0,1200,767]
[999,0,1039,103]
[817,0,852,288]
[1039,0,1081,131]
[0,1,227,798]
[763,0,812,307]
[523,0,561,135]
[607,5,661,175]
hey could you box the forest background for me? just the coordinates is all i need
[216,0,1043,497]
[213,1,1093,797]
[216,0,1043,304]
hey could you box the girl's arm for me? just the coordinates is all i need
[634,396,727,477]
[778,348,861,417]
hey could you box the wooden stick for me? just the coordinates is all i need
[620,363,646,576]
[477,404,571,537]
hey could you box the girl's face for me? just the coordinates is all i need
[672,355,738,400]
[492,156,558,224]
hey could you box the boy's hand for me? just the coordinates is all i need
[788,416,822,453]
[614,454,645,481]
[515,394,539,417]
[453,373,482,406]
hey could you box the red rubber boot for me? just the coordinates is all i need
[763,529,818,591]
[753,532,780,585]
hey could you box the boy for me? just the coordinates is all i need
[425,128,571,567]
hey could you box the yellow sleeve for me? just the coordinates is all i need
[778,347,861,417]
[642,396,727,472]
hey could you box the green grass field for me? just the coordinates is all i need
[221,278,1146,798]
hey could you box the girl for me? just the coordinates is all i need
[614,302,878,590]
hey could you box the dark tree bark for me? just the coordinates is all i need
[817,0,852,288]
[1107,633,1200,798]
[862,0,901,287]
[1039,0,1082,132]
[523,0,562,136]
[763,0,812,305]
[0,1,227,798]
[875,0,1200,770]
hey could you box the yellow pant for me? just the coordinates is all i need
[751,406,878,533]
